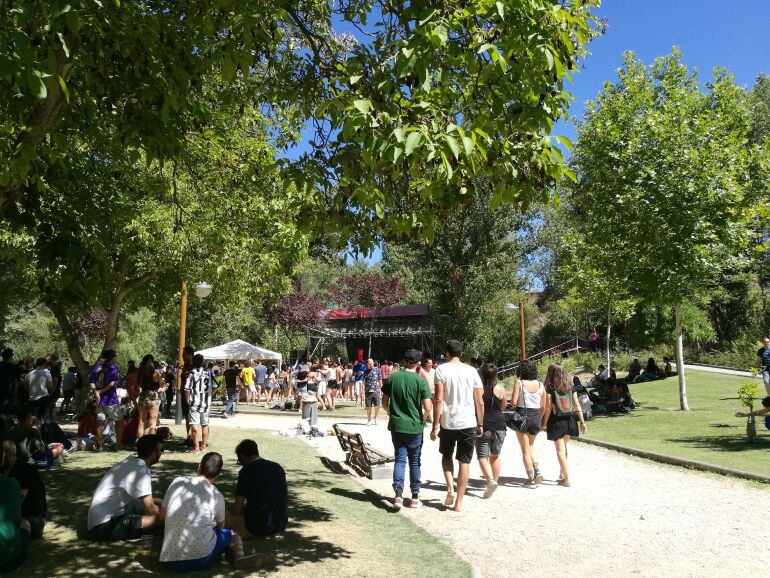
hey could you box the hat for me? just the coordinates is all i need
[404,349,422,364]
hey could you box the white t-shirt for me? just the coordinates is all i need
[87,457,153,529]
[26,368,52,400]
[434,361,483,430]
[160,476,225,562]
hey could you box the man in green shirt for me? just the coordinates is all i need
[381,349,432,509]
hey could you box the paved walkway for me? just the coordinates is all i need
[207,410,770,577]
[682,363,758,378]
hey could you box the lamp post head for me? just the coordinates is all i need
[503,303,518,315]
[194,282,212,299]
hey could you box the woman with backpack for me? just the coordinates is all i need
[510,360,547,488]
[544,364,586,487]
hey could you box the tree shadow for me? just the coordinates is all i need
[665,435,770,453]
[15,451,349,576]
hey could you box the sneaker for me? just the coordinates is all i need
[557,478,571,487]
[524,478,538,489]
[533,469,543,484]
[483,480,499,499]
[393,497,404,510]
[408,498,422,508]
[366,420,372,426]
[373,418,378,425]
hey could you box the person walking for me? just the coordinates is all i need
[382,349,432,509]
[222,362,240,418]
[544,364,586,487]
[430,339,484,512]
[185,354,214,453]
[476,362,507,498]
[510,360,547,488]
[90,350,123,451]
[757,337,770,395]
[362,359,383,425]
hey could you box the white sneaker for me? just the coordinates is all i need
[483,480,499,499]
[373,418,378,425]
[366,420,372,426]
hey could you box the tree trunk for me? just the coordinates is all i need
[675,302,689,411]
[48,302,90,386]
[103,290,126,350]
[606,296,612,374]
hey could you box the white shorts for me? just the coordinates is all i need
[353,381,361,396]
[248,385,257,394]
[317,381,327,395]
[189,408,210,426]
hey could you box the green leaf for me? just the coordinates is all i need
[496,1,505,19]
[544,48,554,70]
[462,136,474,156]
[433,25,448,44]
[393,127,406,143]
[29,72,47,100]
[445,134,461,160]
[349,74,362,85]
[405,131,422,156]
[353,99,372,115]
[57,32,70,58]
[221,56,235,82]
[392,145,403,164]
[57,76,70,104]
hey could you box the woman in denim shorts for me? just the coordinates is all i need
[475,363,507,500]
[510,360,546,488]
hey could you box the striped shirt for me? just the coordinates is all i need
[184,367,213,414]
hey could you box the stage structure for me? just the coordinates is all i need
[304,304,436,362]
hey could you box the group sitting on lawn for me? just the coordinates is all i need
[0,434,287,574]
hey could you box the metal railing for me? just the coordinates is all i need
[497,337,591,377]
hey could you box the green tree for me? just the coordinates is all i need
[568,50,769,410]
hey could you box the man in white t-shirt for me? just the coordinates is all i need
[430,339,484,512]
[159,452,273,572]
[86,434,164,541]
[25,358,52,419]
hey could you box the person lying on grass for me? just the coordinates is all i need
[159,451,273,572]
[86,434,164,541]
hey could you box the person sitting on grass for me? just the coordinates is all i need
[7,412,64,467]
[159,452,273,572]
[627,358,642,382]
[225,439,288,538]
[86,434,164,541]
[633,358,661,383]
[0,440,29,574]
[2,441,47,539]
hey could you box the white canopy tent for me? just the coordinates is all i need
[196,339,282,366]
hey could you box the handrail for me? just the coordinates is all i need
[497,337,590,376]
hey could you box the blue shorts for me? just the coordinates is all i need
[165,528,233,572]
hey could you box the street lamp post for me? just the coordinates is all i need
[504,301,526,360]
[175,280,212,425]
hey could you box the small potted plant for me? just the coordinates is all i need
[737,378,760,442]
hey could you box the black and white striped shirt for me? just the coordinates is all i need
[184,367,213,413]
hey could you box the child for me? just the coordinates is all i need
[543,364,586,487]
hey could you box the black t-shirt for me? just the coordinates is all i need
[236,458,288,535]
[482,383,506,430]
[296,370,309,385]
[224,368,239,389]
[0,360,21,404]
[49,364,62,397]
[758,347,770,370]
[11,461,47,518]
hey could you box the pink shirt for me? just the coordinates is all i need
[380,364,391,380]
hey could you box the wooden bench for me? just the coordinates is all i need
[333,424,395,480]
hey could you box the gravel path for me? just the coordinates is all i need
[198,411,769,577]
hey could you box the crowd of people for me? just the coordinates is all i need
[380,339,587,512]
[0,344,291,573]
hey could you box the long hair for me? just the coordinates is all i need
[479,363,498,388]
[138,354,156,388]
[544,364,571,394]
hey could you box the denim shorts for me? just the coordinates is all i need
[476,428,506,458]
[165,528,233,572]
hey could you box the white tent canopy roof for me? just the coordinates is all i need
[196,339,282,363]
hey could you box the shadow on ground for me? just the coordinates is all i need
[665,435,770,454]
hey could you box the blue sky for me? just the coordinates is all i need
[287,1,770,264]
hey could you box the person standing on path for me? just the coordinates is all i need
[757,337,770,395]
[363,358,383,425]
[475,362,506,498]
[543,364,586,487]
[222,362,241,418]
[382,349,432,509]
[241,361,256,405]
[185,354,214,453]
[254,361,267,403]
[430,339,484,512]
[510,360,547,488]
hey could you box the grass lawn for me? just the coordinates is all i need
[583,369,770,476]
[13,425,470,577]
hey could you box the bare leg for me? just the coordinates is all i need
[554,437,569,481]
[146,404,159,435]
[489,454,501,481]
[454,462,470,512]
[366,405,372,422]
[227,533,274,570]
[517,431,534,473]
[478,457,493,481]
[202,425,209,450]
[136,407,146,439]
[96,420,105,449]
[140,514,160,529]
[441,454,455,505]
[191,425,200,451]
[374,405,380,420]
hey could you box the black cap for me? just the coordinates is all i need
[404,349,422,364]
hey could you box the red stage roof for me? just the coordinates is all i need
[317,304,430,322]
